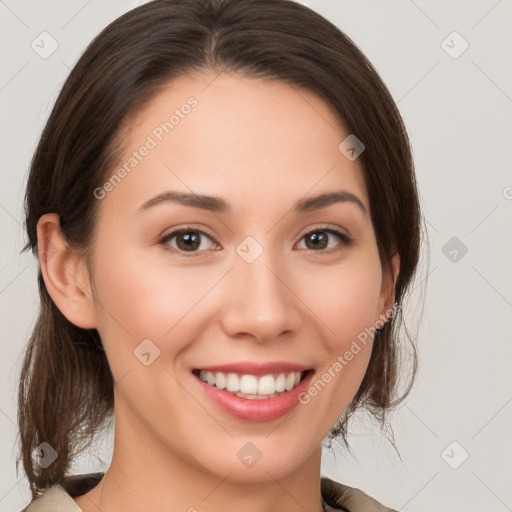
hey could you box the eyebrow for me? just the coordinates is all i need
[136,189,367,215]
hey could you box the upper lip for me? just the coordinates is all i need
[193,361,312,376]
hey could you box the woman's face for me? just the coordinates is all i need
[85,72,397,481]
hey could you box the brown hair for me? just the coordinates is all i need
[19,0,422,495]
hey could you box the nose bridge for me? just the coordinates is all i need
[221,238,299,341]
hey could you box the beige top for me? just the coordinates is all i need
[21,473,397,512]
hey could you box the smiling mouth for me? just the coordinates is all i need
[192,369,313,400]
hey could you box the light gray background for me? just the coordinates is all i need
[1,1,511,511]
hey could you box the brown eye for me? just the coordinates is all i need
[175,231,201,251]
[297,228,353,252]
[304,231,329,250]
[160,229,217,254]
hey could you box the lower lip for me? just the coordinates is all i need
[194,371,315,422]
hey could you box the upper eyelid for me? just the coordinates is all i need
[160,224,218,240]
[294,223,353,245]
[299,223,351,238]
[160,228,219,248]
[296,227,354,248]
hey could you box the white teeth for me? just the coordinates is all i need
[226,373,240,392]
[197,370,304,398]
[240,375,258,394]
[275,373,286,392]
[215,372,226,390]
[285,373,295,391]
[257,375,276,395]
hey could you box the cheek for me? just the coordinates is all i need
[305,257,383,341]
[284,261,382,440]
[300,257,382,397]
[90,247,221,364]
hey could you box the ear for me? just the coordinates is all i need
[376,251,400,326]
[37,213,98,329]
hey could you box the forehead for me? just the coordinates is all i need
[104,72,369,215]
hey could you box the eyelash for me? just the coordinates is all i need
[158,225,354,257]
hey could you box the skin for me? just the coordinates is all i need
[38,71,399,512]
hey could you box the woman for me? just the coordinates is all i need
[18,0,422,511]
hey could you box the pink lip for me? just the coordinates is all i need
[193,361,311,376]
[193,369,315,422]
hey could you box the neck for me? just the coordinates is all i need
[76,403,326,512]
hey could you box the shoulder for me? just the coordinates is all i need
[321,476,398,512]
[19,485,80,512]
[20,473,103,512]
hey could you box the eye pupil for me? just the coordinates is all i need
[177,231,200,251]
[306,232,328,250]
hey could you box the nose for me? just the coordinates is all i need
[219,248,302,343]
